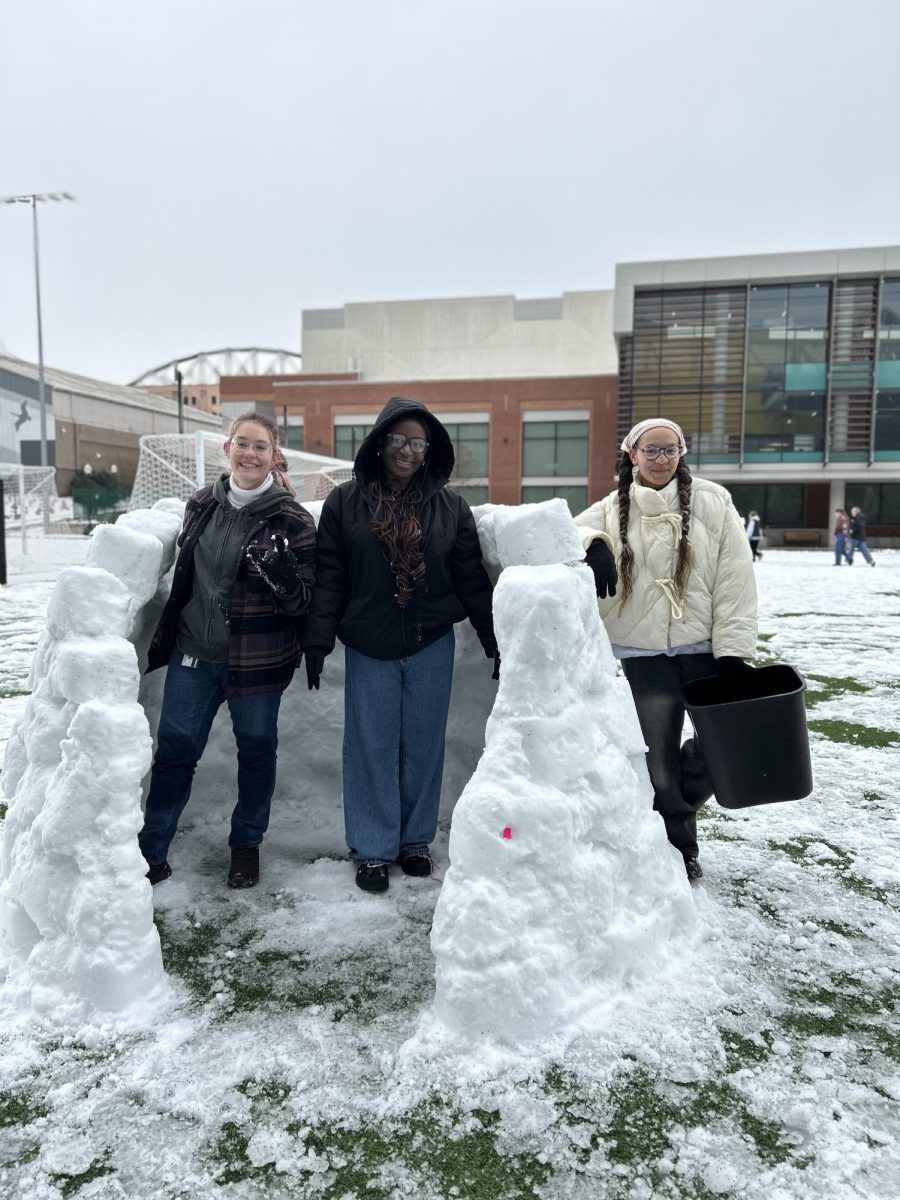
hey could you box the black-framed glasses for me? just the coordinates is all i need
[385,433,428,454]
[637,445,682,461]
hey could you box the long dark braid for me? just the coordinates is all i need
[615,453,693,612]
[369,472,426,607]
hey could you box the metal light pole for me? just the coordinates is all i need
[1,192,75,471]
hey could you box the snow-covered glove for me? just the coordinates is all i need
[585,539,617,599]
[247,533,301,595]
[491,651,501,681]
[304,649,327,691]
[717,656,754,678]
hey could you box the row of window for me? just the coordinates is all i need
[330,418,591,509]
[729,482,900,527]
[622,279,900,462]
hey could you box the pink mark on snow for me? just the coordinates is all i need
[501,826,513,840]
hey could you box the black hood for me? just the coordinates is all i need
[354,396,455,488]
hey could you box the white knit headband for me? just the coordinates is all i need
[621,418,687,453]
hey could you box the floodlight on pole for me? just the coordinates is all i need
[1,192,75,472]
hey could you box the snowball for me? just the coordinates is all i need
[85,523,164,607]
[46,567,133,641]
[53,638,140,705]
[152,497,186,517]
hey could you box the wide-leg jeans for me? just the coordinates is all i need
[342,630,455,864]
[138,652,281,865]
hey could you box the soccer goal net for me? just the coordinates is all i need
[128,432,354,510]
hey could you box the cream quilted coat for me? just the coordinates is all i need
[573,475,758,658]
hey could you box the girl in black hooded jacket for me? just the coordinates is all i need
[303,397,496,893]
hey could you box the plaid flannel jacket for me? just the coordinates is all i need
[146,483,317,698]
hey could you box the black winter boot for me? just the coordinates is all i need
[683,855,704,882]
[228,847,259,889]
[146,861,172,886]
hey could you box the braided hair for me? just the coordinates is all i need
[615,451,694,611]
[369,470,426,607]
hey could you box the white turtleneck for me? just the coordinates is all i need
[227,473,274,509]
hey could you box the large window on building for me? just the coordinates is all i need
[844,482,900,525]
[727,483,805,527]
[619,286,746,465]
[745,283,828,460]
[521,414,589,513]
[441,415,490,504]
[333,419,376,462]
[875,280,900,456]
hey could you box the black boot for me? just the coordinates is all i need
[146,861,172,886]
[683,855,703,882]
[228,847,259,889]
[355,861,389,893]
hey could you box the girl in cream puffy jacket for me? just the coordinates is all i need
[574,418,757,879]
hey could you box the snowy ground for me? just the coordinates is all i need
[0,549,898,1200]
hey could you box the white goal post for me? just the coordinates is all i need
[128,431,354,510]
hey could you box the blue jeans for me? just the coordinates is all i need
[138,652,282,865]
[848,537,874,564]
[834,534,851,564]
[342,630,455,863]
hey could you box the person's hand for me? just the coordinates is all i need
[247,533,300,594]
[304,649,326,691]
[585,539,617,599]
[491,651,501,681]
[717,656,754,678]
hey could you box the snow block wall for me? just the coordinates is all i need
[428,500,697,1045]
[0,503,182,1027]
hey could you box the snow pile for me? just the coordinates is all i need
[428,499,696,1044]
[0,502,182,1027]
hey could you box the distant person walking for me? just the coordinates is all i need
[746,510,763,562]
[848,506,876,566]
[832,509,852,566]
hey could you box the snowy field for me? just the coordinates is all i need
[0,548,899,1200]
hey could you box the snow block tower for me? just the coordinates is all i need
[428,499,696,1044]
[0,503,182,1027]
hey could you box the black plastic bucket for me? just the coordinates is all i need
[684,664,813,809]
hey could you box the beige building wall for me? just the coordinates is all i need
[301,290,617,381]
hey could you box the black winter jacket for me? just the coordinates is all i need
[303,396,495,662]
[850,511,867,539]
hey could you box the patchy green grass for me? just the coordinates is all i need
[804,674,873,708]
[768,837,894,906]
[0,1087,49,1128]
[208,1094,552,1199]
[50,1156,113,1198]
[807,718,900,748]
[155,912,430,1023]
[781,975,900,1060]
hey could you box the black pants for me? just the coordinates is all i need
[749,538,762,561]
[622,652,720,858]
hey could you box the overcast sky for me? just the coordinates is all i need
[2,0,898,385]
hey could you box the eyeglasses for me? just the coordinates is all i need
[385,433,429,454]
[230,438,273,455]
[637,445,682,461]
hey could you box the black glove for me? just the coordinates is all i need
[585,539,617,599]
[491,651,501,681]
[304,649,326,691]
[717,656,754,678]
[247,533,301,595]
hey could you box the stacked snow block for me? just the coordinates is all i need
[0,502,182,1027]
[428,500,696,1046]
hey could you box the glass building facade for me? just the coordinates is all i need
[618,276,900,467]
